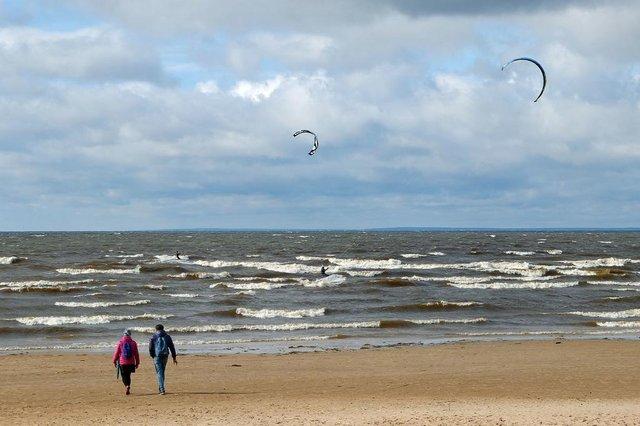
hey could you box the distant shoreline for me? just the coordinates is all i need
[2,227,640,233]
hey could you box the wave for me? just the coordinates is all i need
[379,318,487,328]
[401,254,426,258]
[14,313,172,326]
[599,241,613,244]
[567,309,640,319]
[326,258,402,269]
[448,281,580,290]
[166,293,198,298]
[54,300,150,308]
[144,284,165,290]
[344,270,383,277]
[231,290,256,296]
[154,254,190,262]
[0,342,115,351]
[168,271,230,280]
[105,254,143,258]
[546,249,563,255]
[381,301,484,312]
[234,277,297,283]
[0,256,26,265]
[132,321,381,334]
[596,321,640,328]
[0,279,94,289]
[191,259,317,275]
[57,266,141,275]
[560,258,639,268]
[213,281,294,291]
[299,275,346,288]
[504,251,536,256]
[235,308,326,319]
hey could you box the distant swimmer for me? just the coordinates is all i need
[175,251,181,260]
[320,266,328,276]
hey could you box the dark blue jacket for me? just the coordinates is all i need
[149,330,176,359]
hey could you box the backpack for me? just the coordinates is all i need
[155,335,170,357]
[122,341,134,361]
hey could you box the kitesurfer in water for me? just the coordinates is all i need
[175,251,181,260]
[320,266,328,276]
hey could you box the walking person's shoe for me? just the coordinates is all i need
[125,386,130,395]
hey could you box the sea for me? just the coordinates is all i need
[1,231,640,354]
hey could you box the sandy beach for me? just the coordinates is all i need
[1,339,639,425]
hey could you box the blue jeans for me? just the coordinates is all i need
[154,355,169,392]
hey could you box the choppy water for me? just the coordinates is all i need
[2,231,640,354]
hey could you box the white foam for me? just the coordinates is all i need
[144,284,165,290]
[300,274,346,288]
[0,279,94,289]
[245,254,261,258]
[296,255,328,261]
[14,313,171,326]
[326,258,402,269]
[154,254,190,262]
[448,281,580,290]
[231,290,256,296]
[0,256,22,264]
[105,254,143,258]
[344,270,383,277]
[401,254,426,258]
[192,259,317,275]
[546,249,563,255]
[568,309,640,319]
[55,300,150,308]
[560,257,635,268]
[236,307,326,319]
[57,266,141,275]
[172,335,332,346]
[168,271,230,279]
[132,321,381,334]
[167,293,198,298]
[428,252,446,256]
[409,317,486,325]
[596,321,640,328]
[214,282,293,291]
[504,251,536,256]
[599,241,613,244]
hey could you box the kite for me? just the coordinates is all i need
[292,130,319,156]
[502,57,547,102]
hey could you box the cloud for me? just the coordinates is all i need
[0,1,638,229]
[0,26,163,82]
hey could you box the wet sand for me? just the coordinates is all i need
[2,339,640,424]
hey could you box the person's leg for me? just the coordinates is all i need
[154,356,167,393]
[121,367,131,387]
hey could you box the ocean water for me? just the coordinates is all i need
[1,231,640,354]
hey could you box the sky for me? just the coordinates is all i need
[0,0,639,230]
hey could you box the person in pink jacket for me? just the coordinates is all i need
[112,329,140,395]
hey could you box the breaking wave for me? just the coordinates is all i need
[448,281,580,290]
[0,256,25,265]
[54,300,150,308]
[14,313,172,326]
[235,307,326,319]
[57,266,141,275]
[567,309,640,319]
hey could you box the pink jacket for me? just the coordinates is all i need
[112,336,140,366]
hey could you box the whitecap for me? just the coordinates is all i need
[567,309,640,319]
[57,266,141,275]
[14,313,171,326]
[55,300,150,308]
[235,307,326,319]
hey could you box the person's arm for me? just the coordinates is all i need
[167,335,177,363]
[134,342,140,368]
[149,336,155,358]
[112,342,121,365]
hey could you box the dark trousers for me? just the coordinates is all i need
[120,364,136,387]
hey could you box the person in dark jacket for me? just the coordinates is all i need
[149,324,177,395]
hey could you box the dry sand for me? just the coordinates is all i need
[1,339,640,425]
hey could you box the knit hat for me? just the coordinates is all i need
[123,329,131,336]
